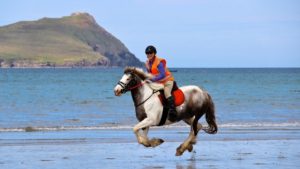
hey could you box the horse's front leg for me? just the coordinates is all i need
[133,118,163,147]
[142,127,165,147]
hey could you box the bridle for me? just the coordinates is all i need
[117,72,159,107]
[117,73,141,94]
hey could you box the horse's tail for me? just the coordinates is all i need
[203,93,218,134]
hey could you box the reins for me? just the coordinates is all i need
[127,82,145,91]
[135,89,159,107]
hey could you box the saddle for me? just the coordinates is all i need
[157,81,185,107]
[148,81,185,126]
[157,81,185,126]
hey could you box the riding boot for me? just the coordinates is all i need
[167,96,177,122]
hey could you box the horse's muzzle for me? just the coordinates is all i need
[114,89,122,96]
[114,85,123,96]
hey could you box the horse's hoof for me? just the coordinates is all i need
[138,137,151,147]
[176,146,184,156]
[142,143,151,147]
[176,150,183,156]
[150,138,164,147]
[157,138,164,144]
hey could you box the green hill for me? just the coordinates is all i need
[0,12,143,67]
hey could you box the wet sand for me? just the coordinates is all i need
[1,127,300,169]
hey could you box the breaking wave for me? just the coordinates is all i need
[1,121,300,132]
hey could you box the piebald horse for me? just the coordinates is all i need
[114,67,217,156]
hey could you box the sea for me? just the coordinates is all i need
[0,68,299,132]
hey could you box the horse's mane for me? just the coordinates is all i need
[124,67,152,80]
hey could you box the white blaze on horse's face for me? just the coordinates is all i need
[114,73,132,96]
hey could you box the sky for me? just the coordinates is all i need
[1,0,300,67]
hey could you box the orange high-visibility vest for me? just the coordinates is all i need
[146,56,174,83]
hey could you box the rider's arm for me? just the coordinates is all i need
[150,62,166,82]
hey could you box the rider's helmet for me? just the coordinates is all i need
[145,45,157,54]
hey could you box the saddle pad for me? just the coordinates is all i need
[158,89,185,107]
[173,89,185,106]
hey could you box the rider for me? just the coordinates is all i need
[145,45,177,122]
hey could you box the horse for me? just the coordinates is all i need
[114,67,217,156]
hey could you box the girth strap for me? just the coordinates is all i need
[158,107,169,126]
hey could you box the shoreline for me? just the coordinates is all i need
[1,128,299,169]
[1,121,300,132]
[1,126,300,145]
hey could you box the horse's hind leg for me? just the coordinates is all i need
[176,117,203,156]
[186,117,203,144]
[176,128,195,156]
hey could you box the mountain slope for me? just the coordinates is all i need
[0,12,143,67]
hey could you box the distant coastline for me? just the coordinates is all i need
[0,12,143,68]
[0,65,121,69]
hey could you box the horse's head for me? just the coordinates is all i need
[114,70,139,96]
[114,67,152,96]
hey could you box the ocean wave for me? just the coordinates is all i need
[0,125,134,132]
[1,122,300,132]
[219,122,300,128]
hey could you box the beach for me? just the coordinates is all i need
[1,126,300,169]
[1,68,299,168]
